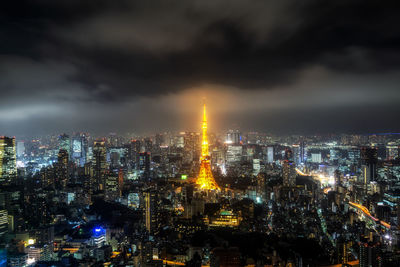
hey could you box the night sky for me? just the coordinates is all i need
[1,0,400,136]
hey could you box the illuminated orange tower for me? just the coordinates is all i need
[196,103,220,190]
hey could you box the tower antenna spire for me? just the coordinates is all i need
[196,101,219,190]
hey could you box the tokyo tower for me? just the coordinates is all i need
[196,103,220,190]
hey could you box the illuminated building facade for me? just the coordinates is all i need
[0,136,17,183]
[58,133,70,154]
[143,191,160,234]
[196,104,219,190]
[282,160,296,187]
[0,209,8,241]
[206,210,241,227]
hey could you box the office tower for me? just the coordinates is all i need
[184,132,200,161]
[361,147,378,183]
[267,146,274,163]
[144,138,153,152]
[16,141,25,158]
[348,148,360,162]
[256,173,266,201]
[311,153,322,163]
[253,159,261,176]
[58,133,70,153]
[386,142,399,160]
[71,133,88,167]
[56,149,69,189]
[282,160,296,187]
[139,152,150,179]
[0,136,17,183]
[300,140,306,163]
[105,174,119,201]
[226,130,241,144]
[196,104,219,190]
[0,209,7,241]
[129,139,141,165]
[226,145,242,166]
[359,242,381,267]
[93,140,107,190]
[143,191,160,234]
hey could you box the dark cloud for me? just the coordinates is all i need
[0,0,400,135]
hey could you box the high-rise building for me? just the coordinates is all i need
[56,149,69,189]
[196,104,219,190]
[71,133,88,167]
[0,209,8,241]
[184,132,200,161]
[226,130,241,144]
[267,146,274,163]
[143,191,160,234]
[58,133,70,154]
[93,140,107,191]
[139,152,150,179]
[359,242,381,267]
[226,145,242,166]
[105,174,119,201]
[311,153,322,163]
[16,141,25,158]
[361,147,378,183]
[253,159,261,176]
[0,136,17,183]
[129,139,141,166]
[144,138,153,152]
[282,160,296,187]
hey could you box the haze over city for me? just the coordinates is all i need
[2,1,400,136]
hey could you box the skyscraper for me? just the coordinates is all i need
[58,133,70,154]
[0,209,8,241]
[196,104,219,190]
[282,160,296,187]
[143,190,160,234]
[93,140,107,191]
[139,152,151,179]
[56,149,69,189]
[361,146,378,183]
[0,136,17,183]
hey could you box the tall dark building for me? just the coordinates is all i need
[139,152,150,179]
[144,138,152,152]
[359,242,381,267]
[361,147,378,183]
[0,136,17,183]
[93,140,107,191]
[56,149,69,189]
[129,139,141,166]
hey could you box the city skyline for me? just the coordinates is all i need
[2,1,400,136]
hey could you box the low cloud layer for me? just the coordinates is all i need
[1,0,400,136]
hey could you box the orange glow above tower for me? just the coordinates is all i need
[196,103,220,190]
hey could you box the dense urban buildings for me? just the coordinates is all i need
[2,101,400,266]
